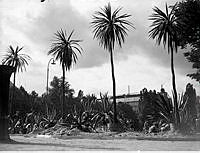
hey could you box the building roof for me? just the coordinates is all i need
[110,93,141,99]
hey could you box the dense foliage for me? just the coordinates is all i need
[7,76,141,134]
[175,0,200,82]
[175,0,200,48]
[139,84,198,133]
[184,43,200,82]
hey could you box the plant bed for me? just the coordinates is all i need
[23,124,200,141]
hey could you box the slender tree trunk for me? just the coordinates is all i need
[62,63,65,120]
[46,64,49,116]
[109,49,117,123]
[170,48,180,126]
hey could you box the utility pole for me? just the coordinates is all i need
[128,85,130,95]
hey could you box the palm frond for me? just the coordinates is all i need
[149,3,178,54]
[91,3,133,51]
[67,30,74,41]
[48,29,83,71]
[2,45,31,72]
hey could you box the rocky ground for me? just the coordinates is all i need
[34,124,200,141]
[1,125,200,151]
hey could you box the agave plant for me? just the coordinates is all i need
[68,93,114,132]
[40,109,57,129]
[173,92,194,132]
[60,94,98,132]
[154,94,174,124]
[90,93,114,130]
[66,105,94,132]
[154,92,189,130]
[81,94,97,113]
[97,93,113,113]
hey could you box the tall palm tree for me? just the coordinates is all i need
[48,29,82,119]
[91,3,133,124]
[149,4,180,125]
[2,45,31,114]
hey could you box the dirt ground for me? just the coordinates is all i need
[1,133,200,151]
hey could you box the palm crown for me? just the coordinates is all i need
[48,29,82,71]
[2,45,31,72]
[149,4,179,53]
[91,2,134,51]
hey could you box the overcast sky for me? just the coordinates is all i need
[0,0,199,96]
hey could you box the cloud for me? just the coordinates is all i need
[0,0,198,95]
[68,52,192,96]
[2,0,112,69]
[1,0,189,71]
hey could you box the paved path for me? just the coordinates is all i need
[0,135,200,151]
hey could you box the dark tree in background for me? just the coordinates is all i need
[11,86,38,115]
[175,0,200,82]
[117,102,140,130]
[183,83,197,129]
[184,44,200,82]
[175,0,200,48]
[48,76,74,116]
[8,76,75,119]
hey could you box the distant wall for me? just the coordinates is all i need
[110,94,141,113]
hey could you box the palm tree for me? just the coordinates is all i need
[48,29,82,119]
[91,3,133,124]
[149,4,180,125]
[2,45,31,114]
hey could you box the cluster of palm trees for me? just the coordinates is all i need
[1,2,183,129]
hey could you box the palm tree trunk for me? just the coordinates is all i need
[62,63,65,120]
[170,48,180,127]
[109,49,117,123]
